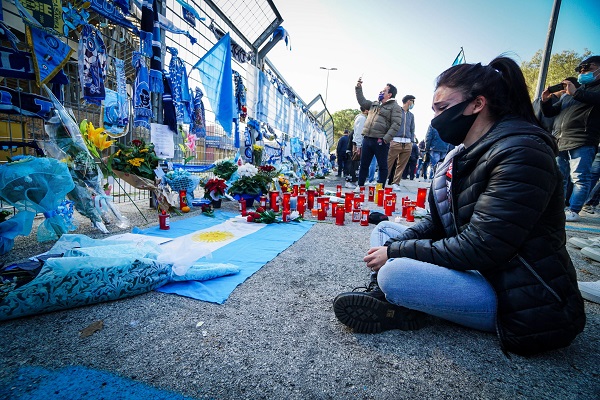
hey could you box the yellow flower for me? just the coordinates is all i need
[253,144,263,151]
[140,148,149,153]
[87,122,114,151]
[127,157,145,167]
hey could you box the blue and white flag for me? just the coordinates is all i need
[192,33,234,135]
[25,25,73,86]
[452,47,466,66]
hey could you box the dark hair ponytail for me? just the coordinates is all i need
[435,56,538,125]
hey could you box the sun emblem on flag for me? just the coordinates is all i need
[192,230,234,242]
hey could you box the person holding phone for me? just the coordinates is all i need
[354,79,403,189]
[541,55,600,222]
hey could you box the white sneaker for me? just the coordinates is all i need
[565,209,581,222]
[344,182,356,189]
[353,186,361,193]
[567,236,600,249]
[392,184,401,191]
[578,280,600,304]
[581,205,596,215]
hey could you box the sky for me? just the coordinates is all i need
[266,0,600,142]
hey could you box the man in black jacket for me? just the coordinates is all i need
[541,55,600,222]
[336,130,350,177]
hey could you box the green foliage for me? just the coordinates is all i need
[332,109,360,149]
[107,139,160,180]
[213,159,238,180]
[521,49,592,99]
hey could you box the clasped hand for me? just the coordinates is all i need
[364,246,388,272]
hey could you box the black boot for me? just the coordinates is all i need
[333,272,427,333]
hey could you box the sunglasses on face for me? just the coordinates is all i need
[576,63,596,73]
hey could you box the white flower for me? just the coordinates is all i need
[238,163,258,177]
[290,211,300,220]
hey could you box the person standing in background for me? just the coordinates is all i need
[355,79,403,189]
[424,124,453,179]
[336,129,350,178]
[541,55,600,222]
[387,95,416,191]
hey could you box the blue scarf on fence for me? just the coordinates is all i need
[78,24,107,105]
[162,72,177,133]
[168,47,191,124]
[191,87,206,138]
[132,52,152,129]
[141,0,163,93]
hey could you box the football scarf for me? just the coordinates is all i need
[162,72,177,133]
[140,0,163,93]
[0,86,53,120]
[78,24,107,105]
[132,51,152,129]
[167,47,191,124]
[191,87,206,138]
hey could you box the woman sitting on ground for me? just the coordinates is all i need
[333,56,586,356]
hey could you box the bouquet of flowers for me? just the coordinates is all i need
[227,163,270,203]
[252,144,263,165]
[257,165,279,181]
[42,85,129,232]
[213,159,238,181]
[108,139,160,181]
[203,178,227,201]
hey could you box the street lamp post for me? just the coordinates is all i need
[320,66,337,107]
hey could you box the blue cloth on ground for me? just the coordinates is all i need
[137,211,315,304]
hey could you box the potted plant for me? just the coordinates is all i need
[203,177,227,208]
[213,159,238,181]
[227,163,270,207]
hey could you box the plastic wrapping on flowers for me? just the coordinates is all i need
[42,85,130,232]
[0,156,79,244]
[163,169,201,205]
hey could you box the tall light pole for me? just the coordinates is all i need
[320,66,337,108]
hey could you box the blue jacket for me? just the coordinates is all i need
[425,125,452,153]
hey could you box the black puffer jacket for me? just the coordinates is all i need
[386,116,585,355]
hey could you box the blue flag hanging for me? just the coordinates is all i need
[192,33,234,135]
[25,25,73,87]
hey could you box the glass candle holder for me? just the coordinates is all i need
[282,192,291,211]
[270,190,279,212]
[368,186,375,202]
[239,198,247,216]
[345,192,354,213]
[360,209,370,226]
[377,189,384,207]
[297,195,306,216]
[335,204,345,225]
[307,189,316,210]
[416,187,427,208]
[336,184,342,197]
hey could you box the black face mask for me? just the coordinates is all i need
[431,98,478,146]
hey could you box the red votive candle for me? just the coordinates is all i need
[331,200,338,217]
[319,183,325,196]
[359,186,366,198]
[282,209,290,222]
[352,209,361,222]
[335,204,345,225]
[360,209,370,226]
[318,207,326,220]
[377,189,384,207]
[323,197,330,214]
[282,192,291,211]
[299,185,306,195]
[260,195,267,208]
[406,202,416,222]
[293,184,299,196]
[307,189,316,210]
[385,187,393,195]
[336,184,342,197]
[239,198,247,216]
[353,197,362,211]
[416,187,427,208]
[368,186,375,202]
[384,195,394,216]
[297,195,306,216]
[270,190,279,212]
[345,192,354,213]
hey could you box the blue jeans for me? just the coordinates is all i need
[557,145,596,213]
[585,148,600,207]
[368,157,377,182]
[358,137,389,186]
[370,221,497,332]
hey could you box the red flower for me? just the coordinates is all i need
[131,139,143,147]
[256,206,265,213]
[247,215,254,222]
[204,178,227,198]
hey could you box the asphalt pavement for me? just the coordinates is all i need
[1,173,598,399]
